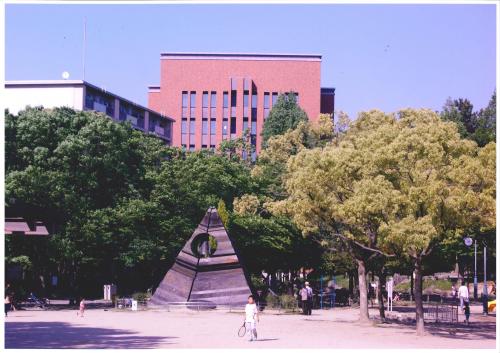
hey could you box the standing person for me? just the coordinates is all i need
[244,295,259,342]
[458,282,469,311]
[5,294,12,317]
[77,298,85,317]
[299,285,309,315]
[451,284,457,299]
[464,300,471,325]
[305,282,313,315]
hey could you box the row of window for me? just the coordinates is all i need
[85,91,173,139]
[180,90,298,148]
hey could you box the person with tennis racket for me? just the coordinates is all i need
[239,295,259,341]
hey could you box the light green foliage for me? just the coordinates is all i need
[273,108,495,259]
[253,114,334,199]
[233,194,261,216]
[218,199,230,228]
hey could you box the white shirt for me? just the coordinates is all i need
[458,285,469,298]
[245,303,258,323]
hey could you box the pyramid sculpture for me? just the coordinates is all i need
[150,207,252,306]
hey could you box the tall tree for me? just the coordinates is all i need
[271,109,495,334]
[261,92,308,148]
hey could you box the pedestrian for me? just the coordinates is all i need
[458,282,469,311]
[305,281,313,315]
[451,284,457,299]
[244,295,259,342]
[299,285,309,315]
[5,294,12,317]
[77,298,85,317]
[464,300,470,325]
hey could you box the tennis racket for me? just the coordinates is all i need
[238,321,246,337]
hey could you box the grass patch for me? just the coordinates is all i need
[394,279,452,293]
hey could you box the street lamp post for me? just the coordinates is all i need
[482,245,488,315]
[474,240,478,300]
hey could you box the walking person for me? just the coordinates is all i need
[305,281,313,315]
[464,300,471,325]
[5,294,12,317]
[244,295,259,342]
[458,282,469,311]
[77,298,85,317]
[300,285,309,315]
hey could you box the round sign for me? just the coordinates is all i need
[464,237,473,247]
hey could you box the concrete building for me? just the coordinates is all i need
[148,53,335,155]
[5,80,174,145]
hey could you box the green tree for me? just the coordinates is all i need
[253,114,334,199]
[5,107,255,298]
[261,92,308,148]
[218,199,230,228]
[440,91,496,147]
[272,109,495,335]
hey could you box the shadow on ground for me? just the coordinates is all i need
[5,321,176,349]
[378,317,496,341]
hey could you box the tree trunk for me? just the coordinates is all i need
[377,271,386,322]
[414,258,425,336]
[349,272,354,298]
[357,259,370,322]
[410,272,414,302]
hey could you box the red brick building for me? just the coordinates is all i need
[148,53,335,156]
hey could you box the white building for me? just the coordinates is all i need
[5,80,174,145]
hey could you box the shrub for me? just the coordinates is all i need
[132,292,150,302]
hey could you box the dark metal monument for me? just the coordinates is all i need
[149,207,252,307]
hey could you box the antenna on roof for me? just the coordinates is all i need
[82,17,87,81]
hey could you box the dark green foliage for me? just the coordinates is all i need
[228,214,324,276]
[440,91,496,147]
[261,93,308,148]
[5,107,253,298]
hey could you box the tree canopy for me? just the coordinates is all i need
[271,109,495,334]
[260,92,308,148]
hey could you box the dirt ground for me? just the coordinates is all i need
[4,305,497,349]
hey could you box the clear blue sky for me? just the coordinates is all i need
[6,4,497,118]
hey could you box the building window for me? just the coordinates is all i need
[223,91,228,119]
[251,92,257,120]
[243,120,249,133]
[230,116,236,135]
[189,145,195,152]
[202,118,208,145]
[190,91,196,108]
[202,145,207,149]
[190,91,196,118]
[222,118,228,137]
[85,88,114,118]
[182,91,188,118]
[243,90,249,118]
[264,92,270,119]
[210,119,216,135]
[210,91,217,118]
[181,118,188,144]
[251,121,257,136]
[272,92,278,106]
[231,90,237,107]
[231,90,237,117]
[202,91,208,118]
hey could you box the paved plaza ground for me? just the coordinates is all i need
[4,305,497,349]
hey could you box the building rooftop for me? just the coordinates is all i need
[6,80,173,122]
[160,52,322,61]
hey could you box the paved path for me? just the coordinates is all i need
[4,306,496,349]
